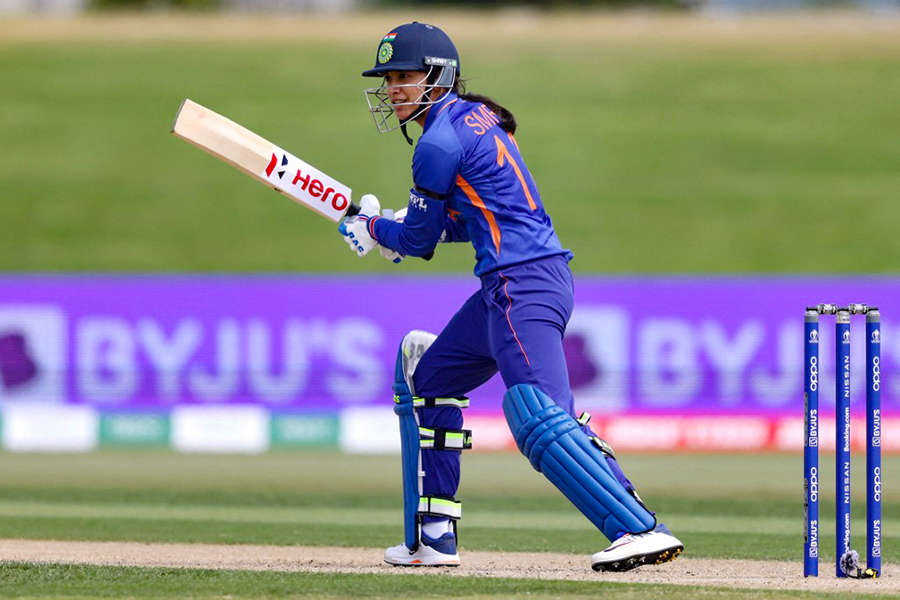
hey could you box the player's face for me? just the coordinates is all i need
[384,70,430,122]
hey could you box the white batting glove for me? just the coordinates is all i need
[338,194,380,257]
[379,207,407,264]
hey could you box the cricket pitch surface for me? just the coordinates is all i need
[0,539,893,595]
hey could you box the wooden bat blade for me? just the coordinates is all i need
[171,99,353,223]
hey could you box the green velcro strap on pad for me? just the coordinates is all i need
[417,496,462,519]
[577,412,591,426]
[590,436,616,459]
[412,396,470,409]
[418,427,473,450]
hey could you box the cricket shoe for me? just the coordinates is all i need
[384,532,460,567]
[591,523,683,572]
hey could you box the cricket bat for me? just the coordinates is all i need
[171,99,359,222]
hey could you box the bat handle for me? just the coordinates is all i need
[345,201,434,262]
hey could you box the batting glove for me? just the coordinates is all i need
[339,194,380,257]
[378,207,407,264]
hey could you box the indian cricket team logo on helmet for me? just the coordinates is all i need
[377,42,393,65]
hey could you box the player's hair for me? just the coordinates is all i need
[457,92,516,134]
[426,72,517,135]
[454,78,516,135]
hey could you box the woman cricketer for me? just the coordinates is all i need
[339,22,684,572]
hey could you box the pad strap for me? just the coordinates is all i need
[591,436,617,460]
[412,396,470,408]
[577,411,617,460]
[418,496,462,519]
[419,427,473,450]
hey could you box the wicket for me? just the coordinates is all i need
[804,303,881,578]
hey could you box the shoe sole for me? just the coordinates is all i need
[591,545,683,573]
[385,560,460,567]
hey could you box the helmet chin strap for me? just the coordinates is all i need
[397,94,430,146]
[399,123,414,146]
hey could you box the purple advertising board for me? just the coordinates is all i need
[0,275,897,418]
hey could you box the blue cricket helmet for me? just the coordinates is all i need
[362,22,460,83]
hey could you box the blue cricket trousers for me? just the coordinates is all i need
[411,254,593,516]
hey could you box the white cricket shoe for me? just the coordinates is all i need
[384,532,460,567]
[591,523,684,572]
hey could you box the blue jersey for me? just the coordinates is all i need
[371,92,572,276]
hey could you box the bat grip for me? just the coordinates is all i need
[346,201,434,261]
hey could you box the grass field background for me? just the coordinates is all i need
[2,13,900,273]
[0,449,896,598]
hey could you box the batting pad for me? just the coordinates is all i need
[393,331,469,551]
[394,383,422,551]
[393,333,429,552]
[502,384,656,542]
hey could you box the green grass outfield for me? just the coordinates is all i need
[0,450,896,597]
[2,13,900,273]
[2,564,894,600]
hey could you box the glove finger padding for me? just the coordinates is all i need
[338,194,380,257]
[360,193,380,214]
[377,207,406,264]
[380,245,404,264]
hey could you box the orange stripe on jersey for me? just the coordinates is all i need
[437,98,458,114]
[457,175,501,255]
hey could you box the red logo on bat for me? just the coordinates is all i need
[292,169,348,212]
[265,153,289,179]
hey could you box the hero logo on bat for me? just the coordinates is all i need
[265,153,290,179]
[291,169,349,212]
[262,148,350,215]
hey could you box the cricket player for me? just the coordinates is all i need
[339,22,684,572]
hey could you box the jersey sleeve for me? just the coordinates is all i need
[411,136,462,197]
[371,130,463,257]
[371,189,446,257]
[441,213,470,243]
